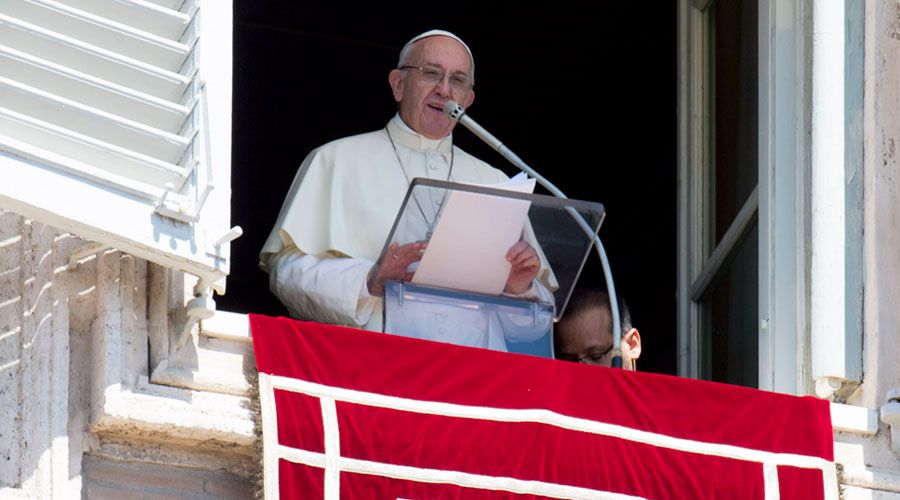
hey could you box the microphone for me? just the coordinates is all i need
[443,100,625,368]
[444,100,548,190]
[444,100,503,150]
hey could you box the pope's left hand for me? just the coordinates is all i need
[504,240,540,295]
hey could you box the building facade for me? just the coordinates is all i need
[1,0,899,498]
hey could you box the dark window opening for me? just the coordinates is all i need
[225,2,678,375]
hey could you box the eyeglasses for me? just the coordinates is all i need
[557,345,614,366]
[399,65,474,93]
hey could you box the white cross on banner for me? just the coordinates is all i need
[250,314,837,499]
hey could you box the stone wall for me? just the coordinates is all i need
[82,456,250,499]
[0,211,254,498]
[831,0,900,498]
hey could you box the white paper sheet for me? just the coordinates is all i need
[411,174,536,295]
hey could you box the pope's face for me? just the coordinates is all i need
[389,36,475,140]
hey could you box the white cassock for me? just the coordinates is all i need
[259,114,553,351]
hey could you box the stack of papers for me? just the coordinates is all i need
[411,173,536,295]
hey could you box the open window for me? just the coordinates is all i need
[679,0,863,396]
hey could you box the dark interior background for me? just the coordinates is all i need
[225,2,678,375]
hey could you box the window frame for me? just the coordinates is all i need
[678,0,864,396]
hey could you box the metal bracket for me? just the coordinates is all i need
[205,225,243,263]
[815,376,860,403]
[881,388,900,457]
[215,226,243,247]
[189,226,243,297]
[176,291,216,348]
[154,172,215,224]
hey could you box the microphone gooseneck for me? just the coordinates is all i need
[444,100,503,150]
[443,100,625,367]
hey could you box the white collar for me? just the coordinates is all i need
[388,114,453,154]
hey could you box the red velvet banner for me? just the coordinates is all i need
[251,314,836,499]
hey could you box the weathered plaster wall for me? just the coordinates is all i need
[836,0,900,496]
[856,0,900,415]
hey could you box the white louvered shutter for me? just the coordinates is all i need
[0,0,233,290]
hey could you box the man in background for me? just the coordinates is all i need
[555,288,641,370]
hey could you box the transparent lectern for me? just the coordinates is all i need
[377,178,605,358]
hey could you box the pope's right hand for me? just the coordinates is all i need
[366,242,426,296]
